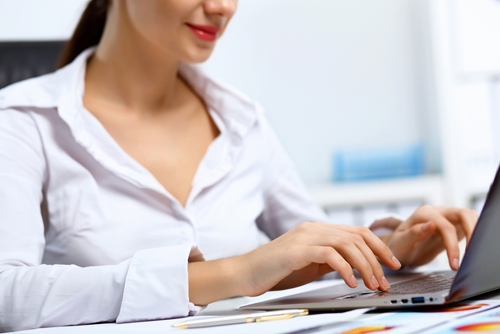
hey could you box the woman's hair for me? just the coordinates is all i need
[57,0,110,69]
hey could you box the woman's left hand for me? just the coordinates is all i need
[377,205,479,270]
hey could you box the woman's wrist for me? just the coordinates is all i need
[187,256,245,306]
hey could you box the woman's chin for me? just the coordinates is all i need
[180,47,216,64]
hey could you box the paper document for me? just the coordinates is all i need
[425,304,500,333]
[316,300,500,334]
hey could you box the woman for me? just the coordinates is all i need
[0,0,478,331]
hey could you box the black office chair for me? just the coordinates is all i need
[0,41,66,90]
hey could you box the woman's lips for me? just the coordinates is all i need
[186,23,220,42]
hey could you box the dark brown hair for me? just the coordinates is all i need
[57,0,110,69]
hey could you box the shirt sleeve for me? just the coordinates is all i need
[0,109,199,332]
[255,114,331,239]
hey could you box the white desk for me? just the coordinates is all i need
[13,280,500,334]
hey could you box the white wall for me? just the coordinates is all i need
[428,0,500,207]
[202,0,438,183]
[0,0,87,41]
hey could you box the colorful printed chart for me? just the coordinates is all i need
[306,301,500,334]
[428,307,500,333]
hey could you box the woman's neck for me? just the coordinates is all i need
[85,9,184,116]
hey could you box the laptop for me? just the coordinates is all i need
[241,165,500,311]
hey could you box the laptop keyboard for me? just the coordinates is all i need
[388,272,455,294]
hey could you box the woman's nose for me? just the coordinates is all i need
[204,0,237,18]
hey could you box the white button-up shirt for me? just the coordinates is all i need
[0,49,329,332]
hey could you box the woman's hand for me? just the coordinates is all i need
[188,222,401,306]
[237,222,402,297]
[378,205,479,270]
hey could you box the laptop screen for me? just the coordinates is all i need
[448,164,500,301]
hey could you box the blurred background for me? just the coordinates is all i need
[1,0,500,267]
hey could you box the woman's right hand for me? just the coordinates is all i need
[238,222,402,297]
[188,222,401,306]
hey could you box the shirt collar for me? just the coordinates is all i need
[0,48,260,140]
[178,62,260,139]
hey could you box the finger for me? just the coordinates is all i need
[333,237,381,290]
[334,225,402,271]
[350,233,391,291]
[437,207,478,246]
[297,224,382,289]
[370,217,403,231]
[305,246,357,288]
[383,222,437,267]
[401,221,436,243]
[412,206,461,270]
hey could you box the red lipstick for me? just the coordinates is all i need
[186,23,220,42]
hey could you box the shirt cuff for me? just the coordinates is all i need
[116,244,199,323]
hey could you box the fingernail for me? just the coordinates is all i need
[453,258,459,270]
[382,276,390,290]
[371,275,379,288]
[350,275,358,287]
[392,256,402,268]
[422,222,431,232]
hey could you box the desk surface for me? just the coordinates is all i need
[14,280,500,334]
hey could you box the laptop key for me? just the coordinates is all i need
[387,273,454,295]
